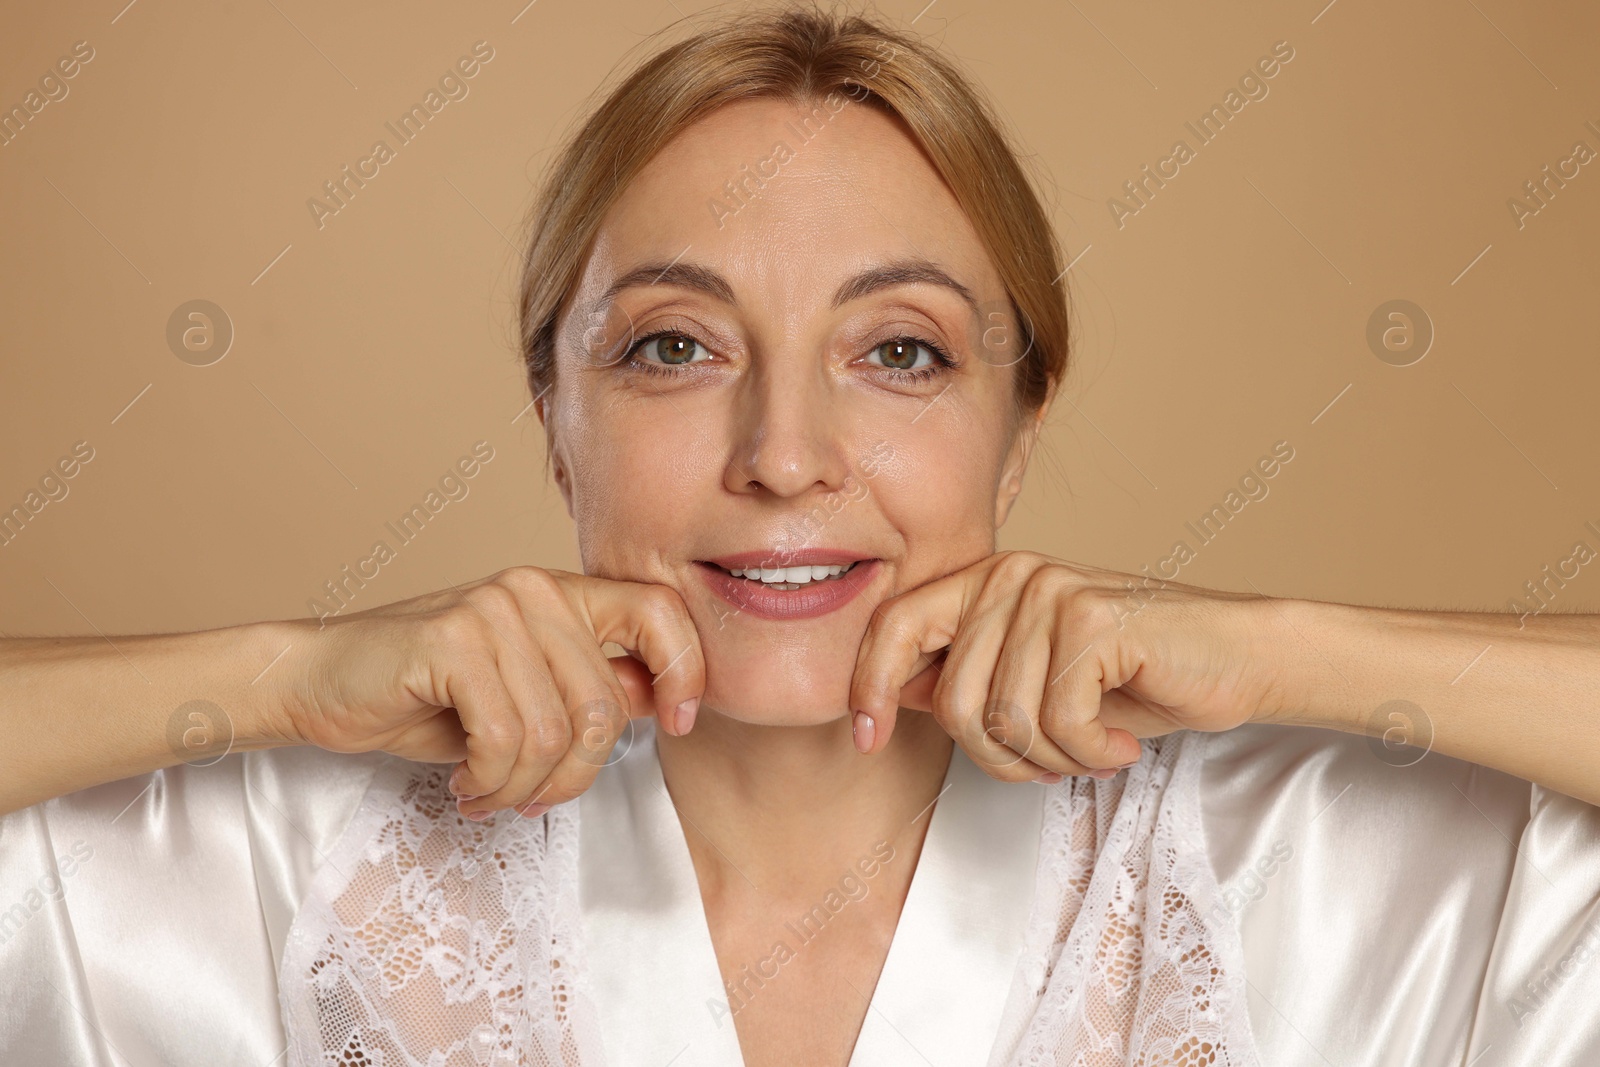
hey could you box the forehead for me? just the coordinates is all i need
[577,96,1004,313]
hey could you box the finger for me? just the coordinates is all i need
[926,593,1059,782]
[1039,624,1143,772]
[582,581,706,736]
[438,651,524,803]
[850,570,978,756]
[986,606,1104,777]
[460,636,572,818]
[509,625,639,813]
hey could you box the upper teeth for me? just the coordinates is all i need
[724,562,855,585]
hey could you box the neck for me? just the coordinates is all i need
[655,708,954,890]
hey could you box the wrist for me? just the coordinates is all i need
[1245,595,1367,732]
[178,618,312,753]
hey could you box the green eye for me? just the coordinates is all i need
[870,338,934,371]
[637,333,708,365]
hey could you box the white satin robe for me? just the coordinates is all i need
[3,723,1599,1065]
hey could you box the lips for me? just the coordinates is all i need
[694,551,880,621]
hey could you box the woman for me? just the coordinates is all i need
[3,6,1599,1066]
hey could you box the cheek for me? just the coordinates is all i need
[870,427,1007,577]
[563,404,720,573]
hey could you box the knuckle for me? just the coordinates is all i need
[1038,700,1077,739]
[993,549,1048,585]
[1058,588,1119,632]
[467,581,523,623]
[497,565,562,602]
[639,584,691,628]
[931,687,977,740]
[527,713,573,762]
[472,713,524,752]
[433,606,488,650]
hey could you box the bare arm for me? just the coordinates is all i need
[0,622,302,817]
[1259,599,1600,804]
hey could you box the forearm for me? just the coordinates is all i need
[0,621,304,816]
[1259,597,1600,805]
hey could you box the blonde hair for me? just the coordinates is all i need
[518,2,1069,423]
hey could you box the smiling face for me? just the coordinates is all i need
[543,95,1045,726]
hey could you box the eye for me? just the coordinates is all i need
[866,336,950,374]
[629,331,711,367]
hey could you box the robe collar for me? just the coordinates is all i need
[578,721,1045,1066]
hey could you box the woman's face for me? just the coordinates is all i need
[545,96,1044,726]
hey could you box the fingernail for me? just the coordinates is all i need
[675,697,699,736]
[1035,772,1064,784]
[853,711,875,753]
[1088,768,1118,779]
[448,766,467,796]
[1119,760,1139,769]
[464,808,492,822]
[519,802,551,818]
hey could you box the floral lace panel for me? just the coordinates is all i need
[278,761,607,1066]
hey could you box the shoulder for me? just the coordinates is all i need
[1199,724,1600,1065]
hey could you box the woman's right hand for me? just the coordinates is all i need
[277,566,705,820]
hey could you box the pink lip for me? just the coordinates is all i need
[695,558,880,621]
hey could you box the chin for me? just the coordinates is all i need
[693,628,861,728]
[700,689,849,728]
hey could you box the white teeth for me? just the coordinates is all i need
[723,561,857,587]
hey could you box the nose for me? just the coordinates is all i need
[724,349,853,499]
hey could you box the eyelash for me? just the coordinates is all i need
[621,329,959,383]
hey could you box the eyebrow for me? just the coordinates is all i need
[590,255,981,319]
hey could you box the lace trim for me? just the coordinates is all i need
[281,734,1260,1066]
[991,732,1262,1067]
[278,756,605,1066]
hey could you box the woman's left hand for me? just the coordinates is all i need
[848,550,1283,779]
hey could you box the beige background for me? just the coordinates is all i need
[2,0,1597,640]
